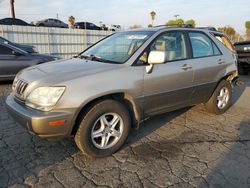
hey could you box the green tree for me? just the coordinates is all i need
[68,16,75,29]
[245,21,250,29]
[185,19,196,28]
[245,21,250,40]
[166,19,184,27]
[150,11,156,26]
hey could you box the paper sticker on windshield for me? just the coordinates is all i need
[127,35,147,40]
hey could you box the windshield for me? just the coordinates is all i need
[0,37,8,44]
[80,31,154,64]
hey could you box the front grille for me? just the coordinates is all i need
[238,53,250,58]
[13,79,28,99]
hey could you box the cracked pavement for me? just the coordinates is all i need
[0,76,250,188]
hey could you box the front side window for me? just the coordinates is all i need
[0,45,13,55]
[81,31,153,64]
[150,31,187,62]
[138,31,187,64]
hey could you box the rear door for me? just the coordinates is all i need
[142,31,194,116]
[187,31,226,104]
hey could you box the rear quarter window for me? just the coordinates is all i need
[212,33,235,52]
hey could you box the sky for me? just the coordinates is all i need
[0,0,249,34]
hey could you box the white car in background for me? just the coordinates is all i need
[107,24,121,31]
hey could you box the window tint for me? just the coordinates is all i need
[150,31,187,61]
[212,42,221,55]
[189,32,214,58]
[0,45,13,55]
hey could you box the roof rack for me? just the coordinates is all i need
[196,27,217,31]
[153,24,194,28]
[152,25,217,31]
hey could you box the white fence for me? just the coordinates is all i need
[0,25,112,58]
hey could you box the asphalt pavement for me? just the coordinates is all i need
[0,76,250,188]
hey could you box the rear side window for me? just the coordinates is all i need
[189,32,221,58]
[212,43,221,55]
[0,45,13,55]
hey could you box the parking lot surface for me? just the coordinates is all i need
[0,76,250,188]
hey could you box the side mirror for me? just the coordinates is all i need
[12,51,23,56]
[146,51,167,74]
[148,51,166,64]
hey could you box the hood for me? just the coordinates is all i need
[234,41,250,46]
[15,43,34,49]
[26,53,59,61]
[18,58,124,84]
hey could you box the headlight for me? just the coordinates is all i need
[25,87,65,111]
[12,76,18,91]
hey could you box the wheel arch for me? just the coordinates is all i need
[212,70,238,94]
[71,92,142,135]
[218,70,238,85]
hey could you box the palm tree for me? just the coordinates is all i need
[10,0,15,18]
[68,16,75,29]
[150,11,156,26]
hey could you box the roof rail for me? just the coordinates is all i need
[152,25,218,31]
[196,27,217,31]
[153,24,194,28]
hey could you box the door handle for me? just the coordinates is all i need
[218,59,225,64]
[181,64,192,70]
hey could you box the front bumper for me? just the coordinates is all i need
[5,94,76,138]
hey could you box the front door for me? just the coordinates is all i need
[142,31,194,116]
[0,44,30,79]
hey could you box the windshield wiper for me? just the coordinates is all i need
[80,54,119,64]
[80,54,103,61]
[79,54,91,59]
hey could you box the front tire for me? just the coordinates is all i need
[75,100,131,157]
[205,80,232,115]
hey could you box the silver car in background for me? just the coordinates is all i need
[31,18,68,28]
[6,27,238,157]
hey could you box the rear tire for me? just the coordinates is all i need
[75,99,131,157]
[205,80,232,115]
